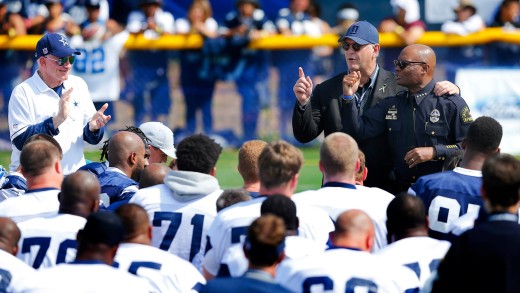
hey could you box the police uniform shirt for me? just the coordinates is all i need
[346,79,472,182]
[17,214,86,269]
[409,167,483,240]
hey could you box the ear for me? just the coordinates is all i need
[425,216,430,231]
[362,167,368,182]
[496,147,501,154]
[92,199,100,213]
[318,160,324,174]
[366,231,375,252]
[210,166,216,177]
[55,160,62,175]
[372,44,380,58]
[109,245,118,262]
[129,152,137,166]
[290,173,300,191]
[12,244,19,256]
[148,225,153,240]
[355,159,361,175]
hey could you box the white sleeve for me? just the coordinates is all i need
[126,11,144,33]
[8,85,33,143]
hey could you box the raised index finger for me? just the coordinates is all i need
[299,67,305,78]
[97,103,109,114]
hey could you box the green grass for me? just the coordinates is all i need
[0,148,323,192]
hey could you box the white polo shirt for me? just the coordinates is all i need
[8,71,97,174]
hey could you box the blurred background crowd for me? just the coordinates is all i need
[0,0,515,147]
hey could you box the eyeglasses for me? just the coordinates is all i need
[341,42,364,52]
[393,59,427,69]
[44,56,75,66]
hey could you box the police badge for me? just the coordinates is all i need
[430,109,440,123]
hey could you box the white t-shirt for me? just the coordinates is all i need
[175,17,218,34]
[8,72,97,174]
[391,0,421,24]
[71,30,129,102]
[126,8,174,37]
[17,214,86,269]
[129,184,222,269]
[292,185,395,251]
[10,262,152,292]
[276,248,420,293]
[203,197,334,276]
[375,237,451,287]
[115,243,205,292]
[221,235,327,277]
[0,188,60,223]
[0,249,35,292]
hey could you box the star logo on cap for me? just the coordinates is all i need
[42,47,48,55]
[59,35,68,47]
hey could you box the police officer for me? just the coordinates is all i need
[221,0,275,141]
[344,44,472,192]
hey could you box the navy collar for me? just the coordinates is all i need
[322,182,356,189]
[408,79,435,105]
[25,187,60,194]
[327,245,362,252]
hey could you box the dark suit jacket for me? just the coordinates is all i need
[292,68,403,189]
[433,219,520,293]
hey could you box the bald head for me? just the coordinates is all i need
[59,171,100,218]
[396,44,436,92]
[114,204,151,244]
[334,209,374,251]
[139,163,170,189]
[320,132,359,179]
[0,217,21,255]
[108,131,148,180]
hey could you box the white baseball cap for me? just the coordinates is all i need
[139,122,177,159]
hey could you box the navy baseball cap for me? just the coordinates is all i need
[338,20,379,45]
[35,33,81,58]
[79,211,124,247]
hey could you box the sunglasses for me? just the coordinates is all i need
[45,56,75,66]
[341,42,364,52]
[393,59,427,69]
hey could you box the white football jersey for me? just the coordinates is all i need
[0,250,35,292]
[9,72,97,174]
[203,197,334,276]
[17,214,86,269]
[276,248,420,293]
[375,237,451,286]
[10,262,152,292]
[293,184,394,250]
[71,30,129,102]
[115,243,205,292]
[221,235,327,277]
[129,183,222,269]
[0,188,60,223]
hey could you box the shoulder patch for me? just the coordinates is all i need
[460,106,473,124]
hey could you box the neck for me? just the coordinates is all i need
[27,176,62,190]
[75,251,112,265]
[359,64,376,86]
[323,174,356,185]
[393,229,428,242]
[124,234,151,246]
[37,69,62,89]
[58,206,90,219]
[243,181,260,193]
[408,78,432,94]
[259,185,292,198]
[459,151,488,171]
[248,264,276,278]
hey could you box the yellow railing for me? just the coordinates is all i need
[0,27,519,50]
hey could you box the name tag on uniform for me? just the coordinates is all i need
[385,106,398,120]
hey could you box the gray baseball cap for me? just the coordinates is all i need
[139,122,177,159]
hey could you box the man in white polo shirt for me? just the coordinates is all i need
[139,121,176,164]
[8,33,111,175]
